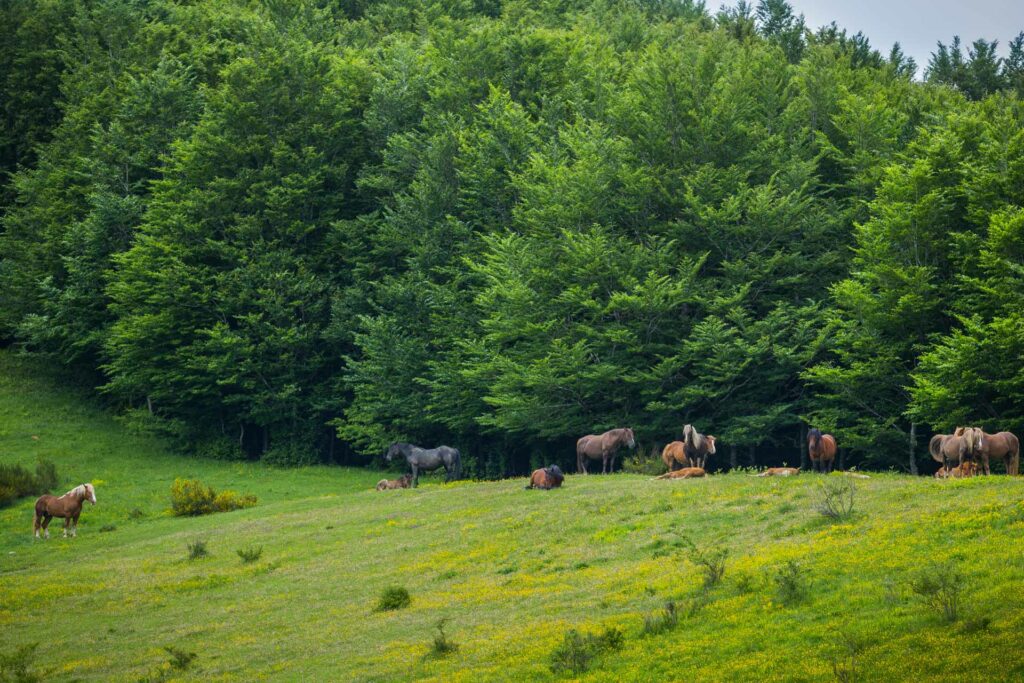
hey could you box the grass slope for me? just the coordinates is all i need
[1,352,1023,682]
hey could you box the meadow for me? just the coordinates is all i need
[2,352,1024,682]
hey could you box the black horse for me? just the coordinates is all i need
[385,442,462,487]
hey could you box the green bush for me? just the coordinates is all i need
[236,546,263,564]
[186,540,208,560]
[909,563,964,622]
[171,478,256,516]
[774,560,808,606]
[0,460,58,508]
[426,618,459,659]
[374,586,411,612]
[642,602,678,636]
[0,642,42,683]
[194,436,245,461]
[548,626,624,675]
[261,441,320,467]
[622,445,663,475]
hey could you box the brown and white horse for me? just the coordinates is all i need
[34,483,96,539]
[375,474,413,490]
[576,428,636,474]
[682,425,716,469]
[969,429,1020,475]
[808,429,837,473]
[526,465,565,490]
[654,467,706,480]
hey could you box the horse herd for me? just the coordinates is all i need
[929,427,1020,477]
[377,424,850,492]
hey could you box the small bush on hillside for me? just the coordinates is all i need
[817,478,856,519]
[236,546,263,564]
[100,524,117,533]
[425,618,459,659]
[548,626,624,675]
[0,460,58,508]
[194,436,245,461]
[0,642,43,682]
[261,441,320,467]
[909,564,964,622]
[774,560,808,606]
[642,602,678,636]
[830,632,865,683]
[186,540,208,560]
[680,536,728,589]
[170,478,256,516]
[137,646,197,683]
[374,586,411,612]
[622,445,662,476]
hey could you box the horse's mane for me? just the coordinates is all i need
[546,465,564,484]
[67,484,88,497]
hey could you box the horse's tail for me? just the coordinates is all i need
[1008,434,1020,476]
[928,434,943,459]
[453,448,463,480]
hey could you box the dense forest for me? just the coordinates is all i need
[2,0,1024,475]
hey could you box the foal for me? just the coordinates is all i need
[34,483,96,539]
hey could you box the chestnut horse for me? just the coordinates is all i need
[969,429,1020,475]
[807,429,837,473]
[376,474,413,490]
[576,428,635,474]
[34,483,96,539]
[661,441,690,472]
[654,467,706,480]
[526,465,565,490]
[754,467,801,477]
[682,425,716,469]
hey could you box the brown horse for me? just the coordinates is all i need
[754,467,801,477]
[576,428,636,474]
[682,425,716,469]
[376,474,413,490]
[969,429,1020,475]
[526,465,565,490]
[654,467,706,480]
[929,427,972,473]
[807,429,837,473]
[661,441,690,472]
[934,461,977,479]
[33,483,96,539]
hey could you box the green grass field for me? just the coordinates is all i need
[2,351,1023,682]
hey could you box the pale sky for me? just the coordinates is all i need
[785,0,1024,77]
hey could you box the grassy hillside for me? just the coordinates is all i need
[1,352,1023,682]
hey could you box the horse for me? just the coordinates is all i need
[576,428,635,474]
[661,441,690,472]
[929,427,973,473]
[33,483,96,539]
[526,465,565,490]
[807,428,837,473]
[968,429,1020,475]
[682,425,716,469]
[653,467,706,480]
[375,474,413,491]
[385,442,462,488]
[934,461,976,479]
[753,467,801,477]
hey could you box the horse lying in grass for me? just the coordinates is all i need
[376,474,413,490]
[525,465,564,490]
[653,467,706,480]
[34,483,96,539]
[753,467,800,477]
[934,461,977,479]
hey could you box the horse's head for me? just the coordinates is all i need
[82,483,96,505]
[624,428,636,449]
[384,443,404,463]
[705,435,717,455]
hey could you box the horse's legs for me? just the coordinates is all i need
[72,513,80,537]
[63,517,70,538]
[41,515,51,539]
[411,465,419,488]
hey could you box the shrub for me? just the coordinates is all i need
[170,479,256,516]
[194,436,245,461]
[622,445,662,475]
[100,524,117,533]
[909,563,964,622]
[548,626,624,675]
[261,441,320,467]
[426,618,459,659]
[817,478,856,519]
[830,632,864,683]
[0,642,42,683]
[680,536,728,590]
[374,586,411,612]
[642,602,678,636]
[137,646,197,683]
[212,490,257,513]
[186,540,208,560]
[0,460,58,508]
[774,560,808,606]
[236,546,263,564]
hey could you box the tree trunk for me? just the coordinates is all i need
[799,425,808,471]
[262,426,269,454]
[729,444,737,469]
[747,444,756,467]
[146,396,154,415]
[909,422,918,475]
